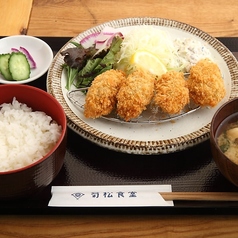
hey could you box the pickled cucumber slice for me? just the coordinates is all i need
[0,54,13,80]
[9,52,30,81]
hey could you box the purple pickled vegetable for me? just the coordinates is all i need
[19,47,36,69]
[11,48,19,53]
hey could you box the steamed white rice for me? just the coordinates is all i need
[0,97,62,172]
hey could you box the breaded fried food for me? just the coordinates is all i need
[116,69,155,121]
[153,71,189,114]
[84,69,126,118]
[187,58,226,107]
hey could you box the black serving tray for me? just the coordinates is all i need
[1,37,238,215]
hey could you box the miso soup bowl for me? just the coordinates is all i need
[0,84,67,199]
[210,97,238,187]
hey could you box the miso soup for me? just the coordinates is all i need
[216,112,238,164]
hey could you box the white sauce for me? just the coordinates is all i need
[173,38,213,72]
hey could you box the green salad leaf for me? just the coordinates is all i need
[61,36,123,90]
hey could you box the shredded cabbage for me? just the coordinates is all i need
[115,26,183,73]
[115,26,213,74]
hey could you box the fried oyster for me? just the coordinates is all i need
[187,58,226,107]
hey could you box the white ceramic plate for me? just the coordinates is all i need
[47,17,238,155]
[0,35,53,84]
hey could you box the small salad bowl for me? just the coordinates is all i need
[0,35,53,84]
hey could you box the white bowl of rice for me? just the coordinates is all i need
[0,84,67,199]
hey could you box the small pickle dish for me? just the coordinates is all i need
[210,98,238,187]
[0,85,67,199]
[0,35,53,84]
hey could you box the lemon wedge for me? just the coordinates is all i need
[131,50,167,76]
